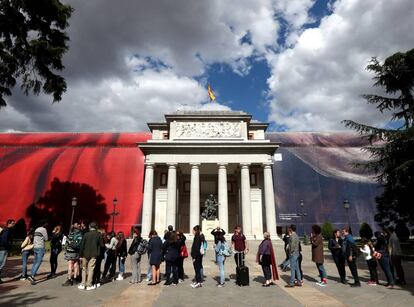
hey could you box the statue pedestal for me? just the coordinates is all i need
[201,219,219,240]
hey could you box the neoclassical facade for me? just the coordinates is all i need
[138,111,279,239]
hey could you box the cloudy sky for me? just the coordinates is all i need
[1,0,414,132]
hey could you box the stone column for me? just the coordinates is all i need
[166,163,177,229]
[218,163,228,233]
[263,163,277,237]
[189,163,200,230]
[141,163,155,237]
[240,163,252,235]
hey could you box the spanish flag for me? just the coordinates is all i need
[207,84,216,101]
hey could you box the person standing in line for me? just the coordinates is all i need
[115,232,127,281]
[102,232,118,281]
[374,231,394,289]
[215,233,227,287]
[328,229,346,284]
[147,230,163,285]
[78,222,104,290]
[280,227,290,271]
[387,226,406,285]
[285,224,302,288]
[20,228,34,280]
[164,225,174,241]
[162,231,181,286]
[311,225,327,286]
[360,238,378,285]
[190,225,205,289]
[211,226,226,264]
[128,227,143,284]
[257,232,279,287]
[342,227,361,287]
[231,225,249,267]
[92,229,106,288]
[146,231,153,282]
[48,225,63,279]
[62,223,83,286]
[0,219,15,284]
[177,231,187,283]
[28,222,48,285]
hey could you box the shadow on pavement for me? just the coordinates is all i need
[0,291,56,306]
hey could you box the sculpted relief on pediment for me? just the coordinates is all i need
[175,121,242,138]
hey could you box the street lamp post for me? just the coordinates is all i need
[343,199,350,229]
[111,197,119,232]
[299,200,308,243]
[70,197,77,233]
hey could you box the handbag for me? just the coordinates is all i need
[180,244,188,258]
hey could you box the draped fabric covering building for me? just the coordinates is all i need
[0,111,379,235]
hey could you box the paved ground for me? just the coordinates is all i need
[0,241,413,307]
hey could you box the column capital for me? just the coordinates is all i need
[240,163,250,169]
[263,162,273,169]
[167,163,177,168]
[190,163,200,169]
[145,162,155,168]
[217,163,228,169]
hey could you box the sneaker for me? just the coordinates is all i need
[19,276,27,281]
[145,278,151,282]
[217,283,224,288]
[28,276,36,285]
[316,281,326,287]
[96,283,101,288]
[368,282,377,286]
[178,279,184,283]
[62,279,73,286]
[78,284,86,290]
[385,284,394,289]
[191,282,202,288]
[116,275,124,281]
[172,283,178,286]
[350,282,361,287]
[86,285,96,291]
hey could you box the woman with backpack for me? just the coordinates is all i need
[148,230,163,285]
[162,231,181,286]
[62,223,83,286]
[257,232,279,287]
[116,232,127,281]
[190,225,205,289]
[48,225,63,279]
[214,233,227,287]
[128,228,143,284]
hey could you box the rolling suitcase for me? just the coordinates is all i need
[236,252,249,286]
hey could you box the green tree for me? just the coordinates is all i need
[0,0,73,107]
[343,49,414,226]
[321,221,334,240]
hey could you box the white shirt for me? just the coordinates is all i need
[360,244,372,260]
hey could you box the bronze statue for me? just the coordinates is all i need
[201,194,219,220]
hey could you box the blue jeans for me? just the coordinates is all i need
[289,252,301,285]
[379,255,394,285]
[22,250,31,277]
[316,263,327,279]
[31,248,45,277]
[0,250,7,277]
[217,255,225,284]
[118,257,125,274]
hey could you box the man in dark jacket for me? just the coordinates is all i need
[0,219,15,283]
[78,222,104,290]
[342,227,360,287]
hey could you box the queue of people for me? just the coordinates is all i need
[0,219,408,291]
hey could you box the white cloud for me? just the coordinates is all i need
[267,0,414,131]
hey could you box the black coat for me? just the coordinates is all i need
[148,236,163,265]
[163,240,182,262]
[191,234,205,259]
[79,230,104,259]
[328,238,343,257]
